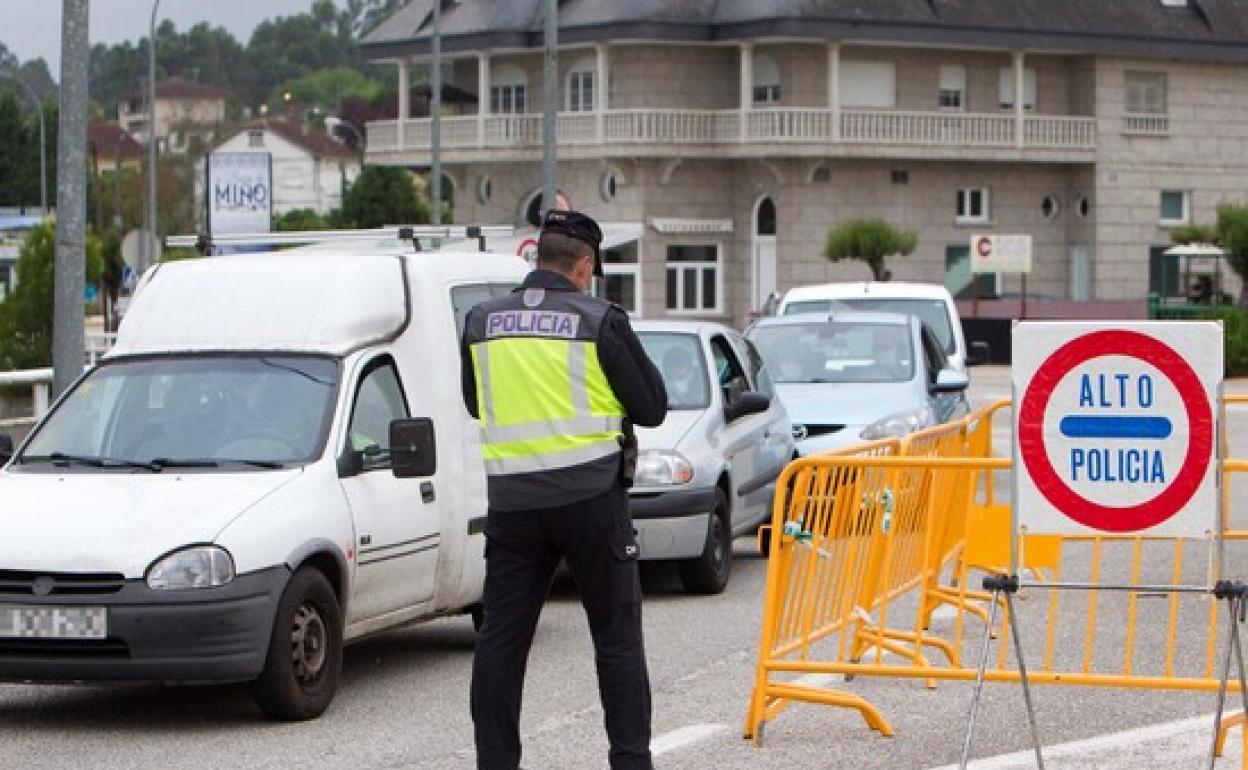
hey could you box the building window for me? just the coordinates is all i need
[946,245,998,301]
[1077,196,1092,218]
[665,245,721,313]
[998,68,1037,110]
[1125,71,1167,114]
[840,60,896,108]
[956,187,990,224]
[247,129,264,147]
[476,175,492,205]
[752,53,781,105]
[1159,190,1189,225]
[938,65,965,111]
[600,170,618,202]
[603,242,640,316]
[489,63,528,115]
[567,57,595,112]
[1041,195,1060,220]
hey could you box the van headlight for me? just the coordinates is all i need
[633,450,694,487]
[147,546,235,590]
[859,407,935,441]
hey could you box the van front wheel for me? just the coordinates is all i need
[252,567,343,721]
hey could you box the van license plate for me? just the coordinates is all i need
[0,605,107,639]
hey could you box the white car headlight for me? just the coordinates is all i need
[147,546,235,590]
[859,406,935,441]
[633,450,694,487]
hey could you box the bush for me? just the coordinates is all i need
[1185,306,1248,376]
[339,166,428,229]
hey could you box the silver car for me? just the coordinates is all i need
[630,321,794,594]
[746,311,970,456]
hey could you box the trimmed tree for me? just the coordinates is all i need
[822,218,917,282]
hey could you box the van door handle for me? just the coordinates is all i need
[420,482,436,504]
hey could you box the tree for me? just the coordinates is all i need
[339,166,428,228]
[1169,223,1217,246]
[822,218,918,282]
[1217,204,1248,306]
[268,66,385,114]
[0,222,103,370]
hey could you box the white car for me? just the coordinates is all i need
[0,234,528,720]
[629,321,793,594]
[776,281,971,372]
[746,311,970,456]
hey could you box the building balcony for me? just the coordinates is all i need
[365,108,1097,164]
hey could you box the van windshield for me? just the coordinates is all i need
[785,298,954,355]
[18,355,339,471]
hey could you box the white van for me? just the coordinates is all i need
[776,282,971,372]
[0,233,527,720]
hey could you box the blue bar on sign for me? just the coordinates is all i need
[1058,415,1172,440]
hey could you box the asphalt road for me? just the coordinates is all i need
[3,366,1248,770]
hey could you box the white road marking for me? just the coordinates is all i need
[924,714,1241,770]
[650,723,728,757]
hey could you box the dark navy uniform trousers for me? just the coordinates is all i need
[470,485,654,770]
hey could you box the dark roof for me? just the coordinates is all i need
[126,76,231,102]
[226,119,358,160]
[361,0,1248,62]
[87,122,143,160]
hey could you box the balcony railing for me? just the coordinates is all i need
[1122,114,1170,137]
[367,108,1097,154]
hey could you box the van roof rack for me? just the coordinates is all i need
[166,225,515,254]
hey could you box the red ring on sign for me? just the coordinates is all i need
[1018,330,1214,532]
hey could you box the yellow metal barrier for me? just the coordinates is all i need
[745,397,1248,766]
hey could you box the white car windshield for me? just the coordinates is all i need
[749,321,914,384]
[784,298,953,355]
[638,332,710,410]
[18,355,339,471]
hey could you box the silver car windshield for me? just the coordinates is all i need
[18,355,339,471]
[638,332,710,410]
[749,321,914,384]
[784,298,953,355]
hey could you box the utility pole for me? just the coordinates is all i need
[53,0,89,396]
[430,0,442,225]
[145,0,161,276]
[541,0,557,219]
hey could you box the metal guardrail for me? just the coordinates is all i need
[0,367,52,431]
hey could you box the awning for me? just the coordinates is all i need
[1164,243,1224,257]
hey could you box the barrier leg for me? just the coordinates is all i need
[958,586,1001,770]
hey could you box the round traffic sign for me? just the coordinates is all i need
[1017,330,1214,532]
[516,237,539,265]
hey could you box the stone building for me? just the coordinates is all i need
[119,76,229,154]
[360,1,1248,324]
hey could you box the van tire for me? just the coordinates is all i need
[678,489,732,595]
[252,567,343,721]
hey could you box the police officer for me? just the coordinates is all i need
[460,210,667,770]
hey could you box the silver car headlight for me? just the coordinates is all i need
[859,406,935,441]
[633,450,694,487]
[146,546,235,590]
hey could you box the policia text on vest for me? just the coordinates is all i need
[460,244,668,770]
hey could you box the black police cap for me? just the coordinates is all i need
[541,209,604,276]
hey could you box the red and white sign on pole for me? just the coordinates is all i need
[1014,321,1222,537]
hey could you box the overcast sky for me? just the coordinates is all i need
[1,0,330,75]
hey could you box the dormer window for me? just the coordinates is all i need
[752,54,781,105]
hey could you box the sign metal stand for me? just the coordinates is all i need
[958,321,1235,769]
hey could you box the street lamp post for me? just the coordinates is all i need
[0,71,47,214]
[145,0,161,275]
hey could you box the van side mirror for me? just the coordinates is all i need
[725,392,770,423]
[966,340,991,367]
[390,418,436,479]
[0,434,12,464]
[931,368,970,394]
